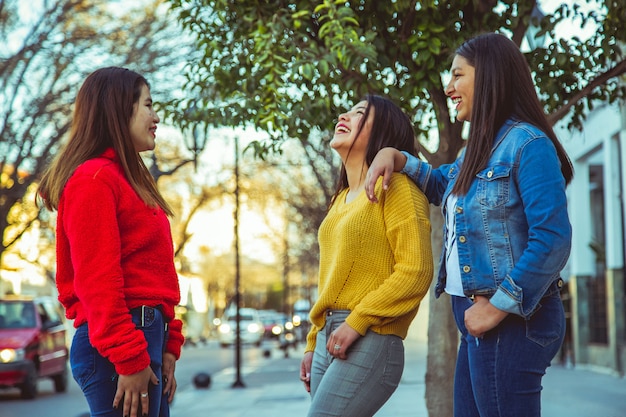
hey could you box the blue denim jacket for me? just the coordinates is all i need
[402,119,571,318]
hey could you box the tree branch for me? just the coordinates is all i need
[547,58,626,126]
[511,0,536,47]
[150,155,193,181]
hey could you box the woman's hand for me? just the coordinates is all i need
[300,351,313,393]
[365,147,407,203]
[464,295,509,338]
[113,365,159,417]
[326,322,360,360]
[162,352,177,403]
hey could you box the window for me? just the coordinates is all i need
[588,164,608,344]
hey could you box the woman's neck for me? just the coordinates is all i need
[344,159,367,203]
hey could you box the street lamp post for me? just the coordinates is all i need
[232,135,245,388]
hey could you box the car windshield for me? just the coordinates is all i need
[227,313,254,321]
[0,300,37,329]
[225,310,257,322]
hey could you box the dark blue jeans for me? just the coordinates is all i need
[70,306,169,417]
[451,290,565,417]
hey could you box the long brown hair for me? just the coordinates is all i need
[451,33,574,195]
[38,67,173,215]
[329,94,417,207]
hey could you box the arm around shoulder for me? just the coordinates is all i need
[366,147,408,202]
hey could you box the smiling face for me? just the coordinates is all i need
[445,55,475,122]
[330,100,373,161]
[129,84,159,152]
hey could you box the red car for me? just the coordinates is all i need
[0,296,69,399]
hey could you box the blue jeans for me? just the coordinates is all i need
[308,310,404,417]
[451,290,565,417]
[71,306,169,417]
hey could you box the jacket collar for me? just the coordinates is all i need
[492,118,521,151]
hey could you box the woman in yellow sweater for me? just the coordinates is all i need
[299,95,434,416]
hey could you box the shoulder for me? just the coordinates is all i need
[65,157,127,198]
[382,173,428,206]
[503,120,548,142]
[72,156,124,181]
[386,172,421,192]
[496,120,555,157]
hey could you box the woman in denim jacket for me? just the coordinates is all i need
[364,33,573,417]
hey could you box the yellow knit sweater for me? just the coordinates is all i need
[305,173,434,352]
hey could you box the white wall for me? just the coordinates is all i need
[555,104,624,276]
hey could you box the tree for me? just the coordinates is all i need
[0,0,196,284]
[165,0,626,415]
[241,136,340,310]
[151,135,229,263]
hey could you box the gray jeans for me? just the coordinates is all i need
[308,310,404,417]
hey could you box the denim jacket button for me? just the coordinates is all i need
[463,265,471,273]
[459,236,466,243]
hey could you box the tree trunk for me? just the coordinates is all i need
[425,206,458,417]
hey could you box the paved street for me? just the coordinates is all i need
[172,322,626,417]
[2,322,625,417]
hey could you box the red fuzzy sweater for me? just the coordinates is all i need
[56,148,184,375]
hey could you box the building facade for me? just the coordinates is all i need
[556,102,625,375]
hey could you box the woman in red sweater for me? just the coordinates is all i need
[39,67,184,417]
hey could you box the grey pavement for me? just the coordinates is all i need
[172,322,626,417]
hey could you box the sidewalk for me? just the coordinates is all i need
[172,325,626,417]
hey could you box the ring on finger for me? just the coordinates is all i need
[333,344,341,350]
[141,392,148,398]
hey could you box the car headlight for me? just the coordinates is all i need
[271,325,282,335]
[247,323,261,333]
[0,348,25,363]
[284,321,294,331]
[218,324,232,334]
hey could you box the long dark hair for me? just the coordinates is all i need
[39,67,173,215]
[330,94,417,206]
[452,32,573,195]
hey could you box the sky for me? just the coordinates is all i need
[158,125,280,269]
[539,0,601,40]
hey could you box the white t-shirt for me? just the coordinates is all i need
[444,194,464,297]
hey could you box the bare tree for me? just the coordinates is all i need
[0,0,195,277]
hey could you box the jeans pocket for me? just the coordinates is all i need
[131,306,157,328]
[131,307,166,368]
[70,324,97,388]
[525,294,564,347]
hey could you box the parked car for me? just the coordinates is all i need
[218,308,264,348]
[258,310,284,340]
[0,295,69,399]
[292,304,311,344]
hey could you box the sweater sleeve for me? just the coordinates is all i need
[62,170,151,375]
[166,318,184,359]
[346,175,434,335]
